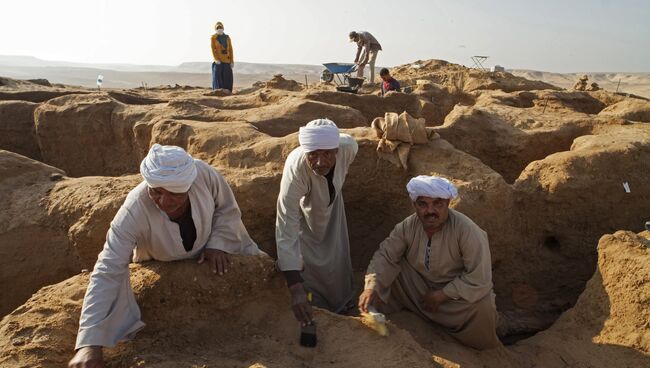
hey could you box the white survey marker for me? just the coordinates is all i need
[623,182,631,193]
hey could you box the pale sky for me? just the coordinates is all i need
[1,0,648,72]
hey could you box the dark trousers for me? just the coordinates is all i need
[211,62,233,91]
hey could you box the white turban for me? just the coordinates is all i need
[140,144,197,193]
[406,175,458,202]
[298,119,340,152]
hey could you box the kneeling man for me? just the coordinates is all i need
[69,144,261,367]
[358,175,500,349]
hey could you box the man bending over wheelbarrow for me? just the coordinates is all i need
[349,31,382,85]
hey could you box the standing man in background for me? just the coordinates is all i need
[211,21,234,92]
[349,31,382,85]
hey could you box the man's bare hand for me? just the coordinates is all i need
[68,346,103,368]
[197,248,232,275]
[289,283,313,326]
[419,289,451,313]
[358,288,377,313]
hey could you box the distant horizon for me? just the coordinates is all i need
[1,54,649,75]
[0,54,323,68]
[1,1,648,74]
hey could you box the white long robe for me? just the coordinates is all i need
[75,160,260,349]
[276,134,358,312]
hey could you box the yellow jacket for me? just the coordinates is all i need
[211,34,234,64]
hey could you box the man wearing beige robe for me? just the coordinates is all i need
[349,31,382,84]
[69,144,262,367]
[359,175,500,350]
[276,119,358,326]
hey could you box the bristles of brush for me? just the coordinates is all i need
[361,313,389,336]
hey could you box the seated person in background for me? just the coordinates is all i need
[380,68,401,96]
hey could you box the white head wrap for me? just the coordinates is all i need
[298,119,340,152]
[140,144,197,193]
[406,175,458,202]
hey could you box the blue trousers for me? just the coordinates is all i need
[211,62,233,91]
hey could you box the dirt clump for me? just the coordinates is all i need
[598,97,650,122]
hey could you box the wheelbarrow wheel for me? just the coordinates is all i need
[320,69,334,83]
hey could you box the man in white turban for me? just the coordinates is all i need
[358,175,500,350]
[276,119,358,326]
[69,144,261,367]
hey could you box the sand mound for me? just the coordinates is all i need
[0,101,41,160]
[390,59,559,93]
[0,150,145,315]
[21,90,369,175]
[509,231,650,367]
[501,129,650,309]
[598,98,650,122]
[2,232,647,368]
[46,175,143,268]
[433,89,620,183]
[0,256,434,368]
[264,74,304,91]
[0,77,88,102]
[306,90,428,122]
[213,97,367,137]
[0,151,78,316]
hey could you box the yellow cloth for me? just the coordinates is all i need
[371,111,438,169]
[365,210,500,349]
[211,34,234,64]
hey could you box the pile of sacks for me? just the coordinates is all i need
[371,111,438,169]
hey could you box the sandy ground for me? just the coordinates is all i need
[0,59,649,367]
[4,56,646,97]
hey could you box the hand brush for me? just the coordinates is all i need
[299,292,317,347]
[361,306,389,336]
